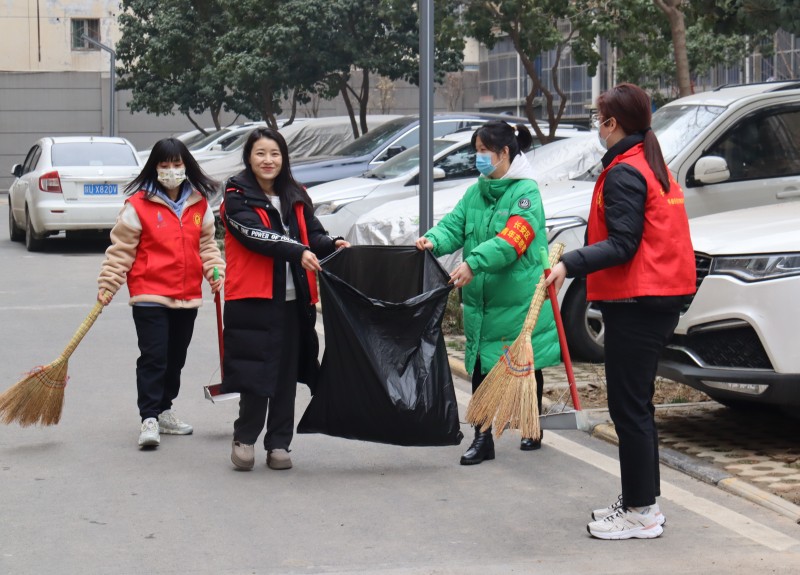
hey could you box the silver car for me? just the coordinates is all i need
[8,136,142,251]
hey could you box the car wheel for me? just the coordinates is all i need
[562,278,605,363]
[25,208,45,252]
[8,204,24,242]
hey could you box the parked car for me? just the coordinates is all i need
[312,127,592,238]
[543,80,800,361]
[657,202,800,413]
[295,113,587,188]
[205,115,403,217]
[8,136,142,251]
[346,132,604,271]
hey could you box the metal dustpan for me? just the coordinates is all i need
[539,407,591,431]
[204,284,240,404]
[204,383,239,403]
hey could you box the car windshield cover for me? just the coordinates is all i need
[652,104,726,164]
[369,140,456,179]
[334,118,413,157]
[51,143,139,167]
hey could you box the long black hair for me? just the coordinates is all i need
[241,127,313,212]
[126,137,218,198]
[471,120,533,158]
[597,83,670,192]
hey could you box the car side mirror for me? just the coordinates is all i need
[693,156,730,185]
[11,163,22,178]
[432,167,446,180]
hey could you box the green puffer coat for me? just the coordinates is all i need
[424,154,560,375]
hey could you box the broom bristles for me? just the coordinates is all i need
[0,298,105,427]
[0,358,68,427]
[464,243,565,439]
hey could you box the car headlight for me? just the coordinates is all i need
[313,196,365,217]
[710,253,800,282]
[545,216,586,242]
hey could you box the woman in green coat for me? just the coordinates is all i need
[416,120,560,465]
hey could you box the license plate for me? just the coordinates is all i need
[84,184,118,195]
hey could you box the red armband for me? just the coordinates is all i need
[497,215,535,257]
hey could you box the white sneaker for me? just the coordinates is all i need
[593,495,666,526]
[158,410,193,435]
[138,417,160,447]
[588,506,664,540]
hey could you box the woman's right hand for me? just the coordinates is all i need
[97,289,113,306]
[415,237,433,251]
[545,262,568,295]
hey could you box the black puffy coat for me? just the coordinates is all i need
[221,169,338,396]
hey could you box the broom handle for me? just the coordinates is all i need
[213,267,224,378]
[539,246,582,411]
[519,244,565,336]
[58,294,109,361]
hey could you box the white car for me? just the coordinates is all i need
[658,202,800,412]
[543,81,800,361]
[345,132,604,271]
[8,136,142,251]
[313,128,594,239]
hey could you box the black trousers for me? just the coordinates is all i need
[233,300,300,450]
[132,306,198,422]
[472,358,544,437]
[601,302,679,508]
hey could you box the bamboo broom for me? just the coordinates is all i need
[0,295,108,427]
[465,243,565,439]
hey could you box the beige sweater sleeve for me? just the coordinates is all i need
[98,204,141,295]
[200,205,225,281]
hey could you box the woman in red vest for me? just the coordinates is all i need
[546,83,696,540]
[97,137,225,449]
[221,127,349,471]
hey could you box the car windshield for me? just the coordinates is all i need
[51,142,139,166]
[178,132,209,147]
[188,128,233,150]
[367,140,456,179]
[568,103,727,183]
[334,118,413,157]
[652,104,726,163]
[222,131,251,152]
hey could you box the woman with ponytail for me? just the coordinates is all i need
[546,83,696,540]
[416,120,560,465]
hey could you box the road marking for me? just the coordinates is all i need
[453,386,799,552]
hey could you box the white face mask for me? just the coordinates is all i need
[598,131,609,150]
[157,167,187,190]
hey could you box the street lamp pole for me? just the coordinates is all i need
[418,0,434,235]
[81,34,116,137]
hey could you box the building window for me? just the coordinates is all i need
[71,19,100,50]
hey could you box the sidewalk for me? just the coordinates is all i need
[444,334,800,524]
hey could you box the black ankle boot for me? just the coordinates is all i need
[460,426,495,465]
[520,436,542,451]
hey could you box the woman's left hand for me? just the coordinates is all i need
[335,239,350,249]
[449,262,474,288]
[209,278,223,293]
[301,249,322,272]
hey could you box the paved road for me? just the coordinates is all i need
[1,207,800,574]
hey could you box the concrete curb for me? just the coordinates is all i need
[450,356,800,525]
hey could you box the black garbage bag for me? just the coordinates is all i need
[297,245,463,446]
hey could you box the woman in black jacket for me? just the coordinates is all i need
[221,127,349,471]
[546,83,695,540]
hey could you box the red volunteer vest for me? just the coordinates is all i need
[126,191,207,300]
[586,144,696,301]
[223,200,318,305]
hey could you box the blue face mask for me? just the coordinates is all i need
[475,152,497,176]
